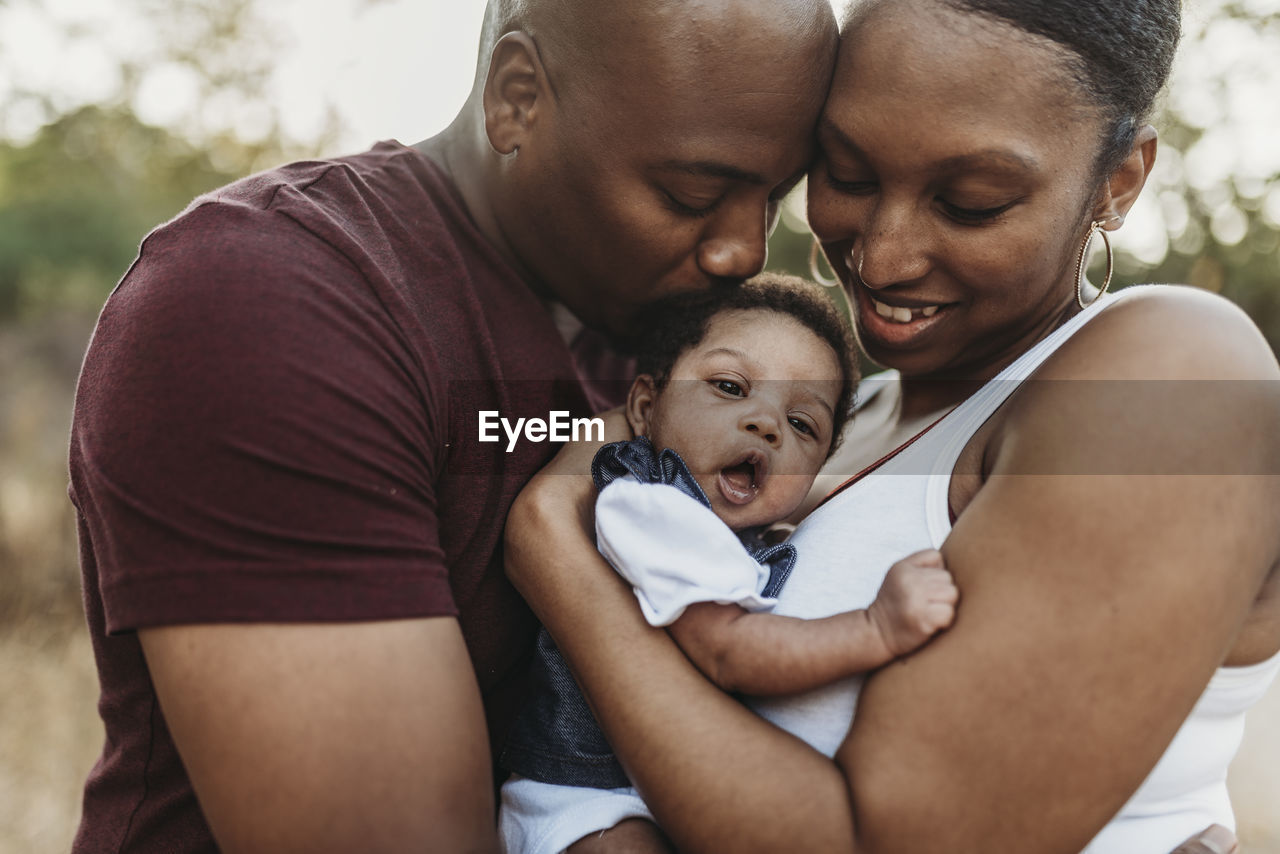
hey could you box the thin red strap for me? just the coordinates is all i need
[814,411,951,512]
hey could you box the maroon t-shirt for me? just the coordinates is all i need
[69,142,630,852]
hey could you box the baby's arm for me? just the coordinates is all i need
[667,550,958,696]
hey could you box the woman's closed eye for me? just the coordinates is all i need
[822,169,878,196]
[938,197,1018,225]
[817,152,878,196]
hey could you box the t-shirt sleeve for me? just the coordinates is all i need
[71,201,454,633]
[593,479,777,626]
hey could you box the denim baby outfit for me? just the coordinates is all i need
[501,436,797,788]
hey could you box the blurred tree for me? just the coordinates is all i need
[0,105,306,318]
[0,0,339,319]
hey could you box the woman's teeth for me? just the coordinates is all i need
[872,298,940,323]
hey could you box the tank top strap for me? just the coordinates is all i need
[922,288,1132,543]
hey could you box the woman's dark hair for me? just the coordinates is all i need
[850,0,1181,180]
[632,272,858,456]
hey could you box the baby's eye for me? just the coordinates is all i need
[714,380,744,397]
[789,416,815,436]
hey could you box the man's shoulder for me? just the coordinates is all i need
[119,142,487,315]
[202,142,433,207]
[157,141,455,254]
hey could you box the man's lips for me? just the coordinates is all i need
[717,450,768,506]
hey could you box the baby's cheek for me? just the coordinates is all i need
[693,470,718,496]
[772,474,817,518]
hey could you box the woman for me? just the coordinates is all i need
[505,0,1280,851]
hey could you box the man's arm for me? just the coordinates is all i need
[73,200,512,852]
[139,617,499,854]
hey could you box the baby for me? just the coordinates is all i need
[500,274,958,853]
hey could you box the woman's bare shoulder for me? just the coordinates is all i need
[986,284,1280,478]
[1040,284,1279,383]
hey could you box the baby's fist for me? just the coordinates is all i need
[866,550,958,658]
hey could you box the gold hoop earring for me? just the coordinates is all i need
[808,240,839,288]
[1075,220,1114,309]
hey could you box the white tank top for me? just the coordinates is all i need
[747,288,1280,853]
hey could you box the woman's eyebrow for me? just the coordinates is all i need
[932,149,1040,175]
[819,116,1039,175]
[818,116,863,156]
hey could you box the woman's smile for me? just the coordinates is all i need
[850,280,955,349]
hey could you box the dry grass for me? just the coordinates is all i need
[1,314,103,853]
[0,619,102,853]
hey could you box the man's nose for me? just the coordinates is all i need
[696,204,769,282]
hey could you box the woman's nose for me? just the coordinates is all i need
[854,199,930,288]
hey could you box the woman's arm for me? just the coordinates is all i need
[839,288,1280,852]
[509,290,1279,853]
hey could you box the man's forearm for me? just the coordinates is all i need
[139,618,499,854]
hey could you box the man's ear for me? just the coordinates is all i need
[626,375,658,438]
[1092,124,1158,230]
[482,32,552,156]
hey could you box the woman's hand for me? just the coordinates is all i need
[1171,825,1238,854]
[504,407,628,597]
[541,407,632,476]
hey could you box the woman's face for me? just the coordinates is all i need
[808,0,1108,381]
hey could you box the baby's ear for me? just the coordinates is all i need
[626,375,658,437]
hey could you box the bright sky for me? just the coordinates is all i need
[0,0,857,148]
[0,0,494,147]
[2,0,1278,267]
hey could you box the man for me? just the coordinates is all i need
[69,1,837,851]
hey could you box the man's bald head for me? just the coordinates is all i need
[473,0,837,105]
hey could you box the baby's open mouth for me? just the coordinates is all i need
[718,451,766,505]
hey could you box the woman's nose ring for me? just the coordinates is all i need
[847,247,865,282]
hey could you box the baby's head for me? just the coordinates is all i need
[627,273,856,531]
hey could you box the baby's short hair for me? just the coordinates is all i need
[632,273,857,456]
